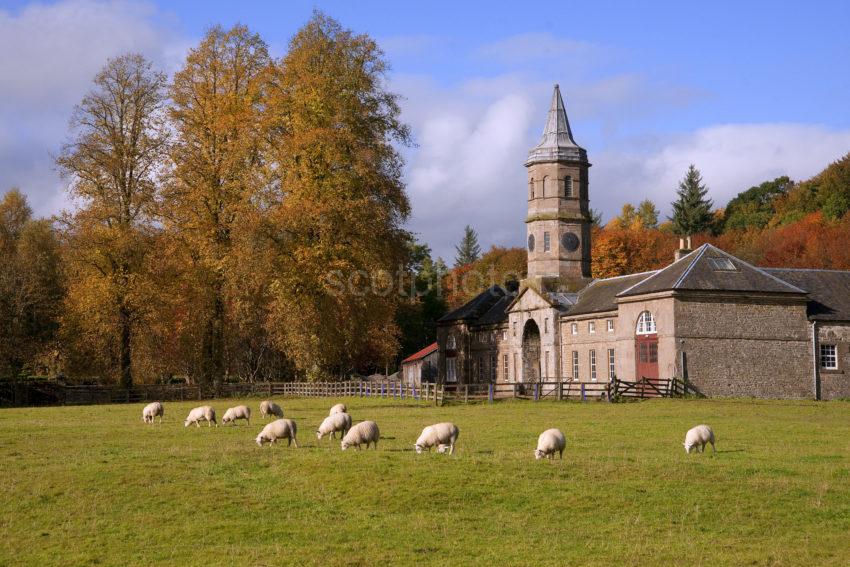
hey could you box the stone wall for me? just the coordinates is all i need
[674,296,812,398]
[817,324,850,400]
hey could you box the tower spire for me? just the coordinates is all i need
[525,84,587,166]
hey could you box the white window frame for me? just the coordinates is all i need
[447,335,456,349]
[503,354,508,381]
[590,350,597,382]
[572,351,579,381]
[607,319,614,333]
[588,321,596,334]
[502,330,507,341]
[608,348,615,379]
[543,232,551,252]
[636,311,656,335]
[820,344,838,370]
[446,358,457,383]
[571,323,578,335]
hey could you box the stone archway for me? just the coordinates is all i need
[522,319,541,383]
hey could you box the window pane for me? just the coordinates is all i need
[649,343,658,363]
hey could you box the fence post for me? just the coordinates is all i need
[464,384,468,404]
[557,381,562,401]
[581,383,586,402]
[513,383,518,398]
[533,383,539,401]
[488,383,494,403]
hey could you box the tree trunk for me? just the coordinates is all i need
[119,304,132,389]
[201,291,225,387]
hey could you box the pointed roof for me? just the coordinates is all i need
[618,244,806,297]
[525,84,587,166]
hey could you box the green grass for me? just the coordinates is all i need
[1,397,849,566]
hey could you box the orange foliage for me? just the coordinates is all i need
[591,225,679,278]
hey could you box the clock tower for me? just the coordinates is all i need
[524,84,592,291]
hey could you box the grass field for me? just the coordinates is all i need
[1,397,849,566]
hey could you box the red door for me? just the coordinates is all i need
[635,334,659,379]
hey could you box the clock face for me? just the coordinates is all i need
[527,234,535,252]
[561,232,580,252]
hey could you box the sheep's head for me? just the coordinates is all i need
[183,420,191,427]
[341,440,350,451]
[683,442,692,454]
[256,434,267,446]
[414,444,423,454]
[316,430,324,440]
[534,449,544,460]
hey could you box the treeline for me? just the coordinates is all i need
[1,13,432,385]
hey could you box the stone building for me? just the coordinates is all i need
[434,85,850,400]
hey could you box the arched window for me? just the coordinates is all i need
[447,335,456,349]
[542,176,549,196]
[529,179,534,199]
[636,311,656,335]
[564,176,573,197]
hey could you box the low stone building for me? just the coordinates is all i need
[432,85,850,400]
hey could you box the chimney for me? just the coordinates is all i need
[674,236,692,262]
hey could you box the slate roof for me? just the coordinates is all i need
[618,244,806,297]
[566,271,657,316]
[525,84,588,165]
[764,268,850,321]
[438,285,516,324]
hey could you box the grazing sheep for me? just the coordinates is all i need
[256,418,299,447]
[259,400,284,419]
[142,402,164,424]
[341,420,380,450]
[415,422,460,455]
[534,428,566,460]
[329,403,347,416]
[222,405,251,426]
[684,424,716,454]
[316,412,352,441]
[184,406,217,428]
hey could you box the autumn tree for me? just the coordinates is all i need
[262,12,411,378]
[56,54,167,387]
[723,176,792,232]
[454,225,482,267]
[165,25,271,385]
[0,190,63,378]
[443,246,525,309]
[670,164,714,236]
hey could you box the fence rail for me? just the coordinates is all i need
[1,376,694,408]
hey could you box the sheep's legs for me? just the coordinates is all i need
[292,437,299,448]
[449,443,454,455]
[710,441,716,453]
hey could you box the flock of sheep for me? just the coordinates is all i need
[142,400,716,456]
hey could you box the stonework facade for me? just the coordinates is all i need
[434,85,850,400]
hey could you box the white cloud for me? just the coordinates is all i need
[476,32,603,66]
[0,0,179,215]
[595,124,850,221]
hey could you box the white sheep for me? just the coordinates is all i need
[222,405,251,425]
[534,428,566,460]
[256,418,299,447]
[415,422,459,455]
[317,412,352,441]
[341,420,380,450]
[184,406,217,428]
[684,424,716,454]
[329,403,347,416]
[142,402,164,424]
[259,400,284,419]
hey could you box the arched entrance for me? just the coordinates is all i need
[522,320,541,383]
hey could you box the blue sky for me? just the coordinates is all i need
[2,0,849,260]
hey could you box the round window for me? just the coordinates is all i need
[561,232,579,252]
[527,234,535,252]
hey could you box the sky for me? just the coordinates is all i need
[2,1,850,260]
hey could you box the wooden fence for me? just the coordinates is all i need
[1,377,697,408]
